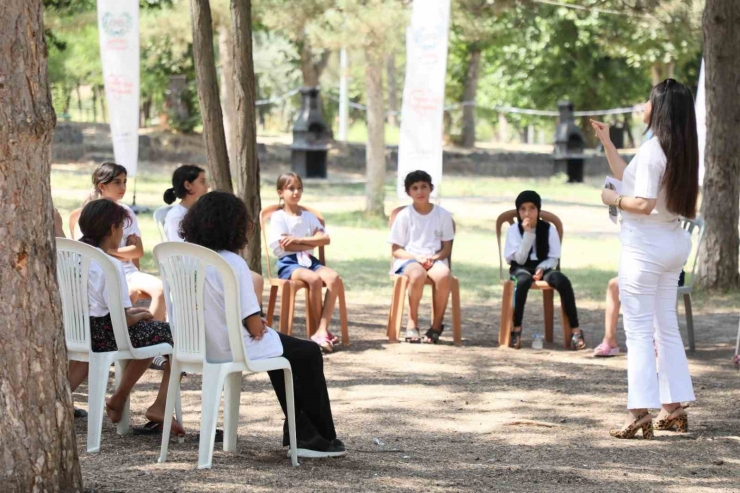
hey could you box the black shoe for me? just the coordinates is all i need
[285,434,347,458]
[510,330,522,349]
[74,407,88,419]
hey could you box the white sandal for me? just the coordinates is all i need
[404,328,421,343]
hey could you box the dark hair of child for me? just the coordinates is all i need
[275,172,303,209]
[91,162,128,198]
[163,164,205,204]
[404,170,434,193]
[180,191,250,253]
[78,199,131,248]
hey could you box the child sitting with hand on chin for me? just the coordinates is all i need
[388,170,455,344]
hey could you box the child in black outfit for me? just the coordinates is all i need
[504,190,586,350]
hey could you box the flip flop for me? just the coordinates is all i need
[132,421,164,436]
[593,342,620,357]
[404,328,421,343]
[326,331,340,345]
[310,334,334,353]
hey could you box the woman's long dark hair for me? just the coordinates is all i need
[646,79,699,218]
[87,162,128,203]
[78,199,131,248]
[163,165,205,204]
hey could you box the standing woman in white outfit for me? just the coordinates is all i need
[592,78,699,439]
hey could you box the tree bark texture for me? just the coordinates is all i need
[386,54,398,127]
[299,39,330,88]
[190,0,233,192]
[0,2,83,491]
[230,0,262,273]
[364,48,386,217]
[460,47,481,148]
[698,0,740,289]
[219,24,237,177]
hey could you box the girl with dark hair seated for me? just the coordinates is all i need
[504,190,585,350]
[69,199,184,436]
[180,191,346,458]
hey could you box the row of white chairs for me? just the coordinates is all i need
[56,238,299,468]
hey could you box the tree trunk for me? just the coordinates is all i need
[230,0,262,273]
[386,54,398,127]
[461,47,481,148]
[92,85,98,122]
[0,2,83,491]
[190,0,233,192]
[299,38,330,87]
[75,83,82,121]
[99,85,107,123]
[697,0,740,289]
[219,23,238,176]
[364,48,386,217]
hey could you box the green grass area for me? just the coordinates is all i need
[346,121,401,146]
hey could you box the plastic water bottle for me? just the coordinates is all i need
[531,333,544,350]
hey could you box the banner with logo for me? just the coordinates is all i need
[695,59,706,186]
[97,0,140,177]
[397,0,451,198]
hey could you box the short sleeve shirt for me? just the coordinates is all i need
[164,204,188,242]
[387,205,455,273]
[88,249,133,317]
[621,138,677,223]
[268,209,326,258]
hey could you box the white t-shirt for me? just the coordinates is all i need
[88,248,133,317]
[504,223,561,271]
[621,137,677,223]
[75,203,141,277]
[164,204,188,242]
[387,205,455,274]
[268,209,326,259]
[203,250,283,363]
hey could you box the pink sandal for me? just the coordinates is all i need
[310,334,334,354]
[593,342,620,357]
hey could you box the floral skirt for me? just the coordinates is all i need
[90,314,173,353]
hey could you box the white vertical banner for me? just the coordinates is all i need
[397,0,451,198]
[695,59,706,186]
[97,0,140,177]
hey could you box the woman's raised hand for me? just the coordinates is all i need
[590,119,612,146]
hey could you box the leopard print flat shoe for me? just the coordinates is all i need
[609,412,654,440]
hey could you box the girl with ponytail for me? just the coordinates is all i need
[162,164,207,241]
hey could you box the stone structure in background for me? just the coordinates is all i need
[553,101,587,183]
[290,87,332,179]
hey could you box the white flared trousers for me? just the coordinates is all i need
[618,220,695,409]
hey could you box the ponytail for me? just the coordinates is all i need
[167,165,205,203]
[163,187,177,204]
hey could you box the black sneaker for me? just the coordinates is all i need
[285,434,347,458]
[74,407,88,419]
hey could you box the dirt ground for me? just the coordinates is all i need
[72,294,740,493]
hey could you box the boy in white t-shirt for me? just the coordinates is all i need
[388,170,455,344]
[182,191,346,458]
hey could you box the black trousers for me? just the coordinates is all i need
[510,263,579,329]
[268,333,337,443]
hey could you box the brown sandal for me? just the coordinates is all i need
[610,412,654,440]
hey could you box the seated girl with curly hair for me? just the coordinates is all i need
[180,191,346,458]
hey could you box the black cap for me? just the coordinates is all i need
[515,190,541,211]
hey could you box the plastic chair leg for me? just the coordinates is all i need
[560,303,572,349]
[386,279,399,340]
[338,283,349,347]
[158,359,182,464]
[198,365,226,469]
[543,289,554,343]
[684,293,695,352]
[390,277,408,342]
[451,277,462,346]
[283,368,299,467]
[266,285,279,327]
[114,360,130,436]
[499,281,515,348]
[223,372,242,453]
[287,283,298,336]
[278,282,292,335]
[304,285,314,338]
[86,353,114,453]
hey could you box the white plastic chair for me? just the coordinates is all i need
[56,238,180,452]
[153,242,298,469]
[154,205,173,242]
[678,216,705,352]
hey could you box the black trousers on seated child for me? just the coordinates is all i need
[267,333,337,445]
[510,261,580,329]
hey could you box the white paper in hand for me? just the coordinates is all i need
[604,176,623,225]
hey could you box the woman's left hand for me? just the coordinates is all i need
[601,188,618,206]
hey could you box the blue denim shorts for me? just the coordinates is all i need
[394,259,443,275]
[277,253,323,280]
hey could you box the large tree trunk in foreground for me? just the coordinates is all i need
[460,46,481,148]
[364,48,386,217]
[219,23,238,176]
[698,1,740,289]
[190,0,233,192]
[0,2,82,491]
[231,0,262,273]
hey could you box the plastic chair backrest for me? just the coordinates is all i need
[495,209,564,281]
[388,205,456,271]
[55,238,131,354]
[680,215,705,290]
[154,205,174,242]
[259,204,326,280]
[154,242,252,367]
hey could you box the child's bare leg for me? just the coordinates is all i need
[404,263,427,330]
[290,268,326,338]
[603,277,620,347]
[145,360,185,436]
[316,267,341,333]
[427,263,452,331]
[105,358,153,423]
[128,272,166,321]
[69,361,89,392]
[250,270,264,309]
